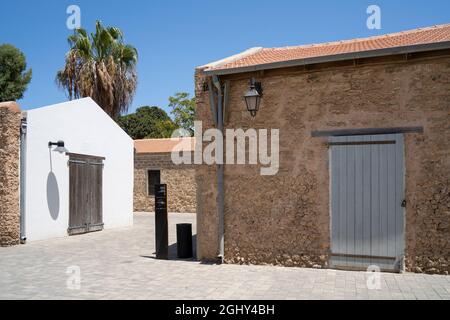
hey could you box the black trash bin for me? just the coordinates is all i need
[176,223,193,259]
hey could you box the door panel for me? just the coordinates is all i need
[329,134,405,272]
[88,162,103,232]
[68,154,104,235]
[68,161,88,235]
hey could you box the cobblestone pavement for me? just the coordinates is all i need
[1,213,449,300]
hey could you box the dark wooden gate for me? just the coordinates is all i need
[68,153,105,236]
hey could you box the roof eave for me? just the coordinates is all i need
[203,41,450,76]
[197,47,264,70]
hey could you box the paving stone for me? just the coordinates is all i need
[0,213,449,300]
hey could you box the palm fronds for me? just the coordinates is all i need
[56,20,138,119]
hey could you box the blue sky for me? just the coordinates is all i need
[1,0,449,115]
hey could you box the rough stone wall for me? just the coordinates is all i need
[0,102,21,246]
[195,56,450,274]
[195,70,219,261]
[134,152,196,213]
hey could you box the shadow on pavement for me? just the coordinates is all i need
[139,234,216,265]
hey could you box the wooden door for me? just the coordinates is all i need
[68,153,105,235]
[329,134,405,272]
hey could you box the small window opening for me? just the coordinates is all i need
[147,170,161,196]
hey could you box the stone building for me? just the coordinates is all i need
[195,24,450,274]
[134,137,196,213]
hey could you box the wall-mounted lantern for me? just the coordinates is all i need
[48,140,67,153]
[244,78,263,117]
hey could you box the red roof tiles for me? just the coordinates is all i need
[204,24,450,73]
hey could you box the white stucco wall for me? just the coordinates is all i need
[24,98,133,241]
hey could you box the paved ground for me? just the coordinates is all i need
[1,213,449,300]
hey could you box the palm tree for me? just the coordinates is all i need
[56,21,138,119]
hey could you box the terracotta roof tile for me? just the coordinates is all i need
[205,24,450,72]
[134,137,195,154]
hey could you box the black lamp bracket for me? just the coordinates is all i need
[251,78,263,96]
[48,141,65,148]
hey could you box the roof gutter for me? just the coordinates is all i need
[19,114,27,244]
[203,41,450,76]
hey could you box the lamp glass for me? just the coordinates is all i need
[244,87,260,113]
[53,146,68,153]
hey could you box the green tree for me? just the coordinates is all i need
[0,44,32,102]
[56,21,138,119]
[169,92,195,135]
[117,106,178,139]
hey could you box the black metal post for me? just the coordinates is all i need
[176,224,193,259]
[155,184,168,259]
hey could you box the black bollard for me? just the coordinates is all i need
[154,184,168,259]
[176,224,193,259]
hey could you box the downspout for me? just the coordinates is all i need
[212,75,225,262]
[208,78,218,126]
[19,114,27,243]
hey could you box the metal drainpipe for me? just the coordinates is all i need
[19,116,27,243]
[212,75,225,262]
